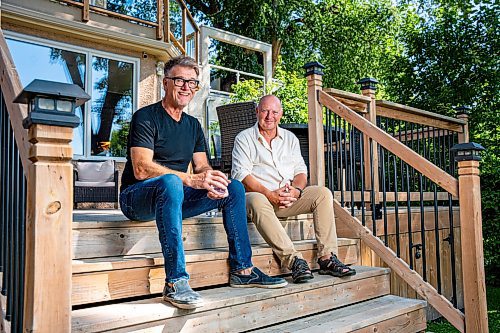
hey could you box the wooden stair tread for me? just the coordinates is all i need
[72,210,312,228]
[72,239,358,274]
[250,295,427,333]
[72,211,319,259]
[72,266,389,333]
[71,239,360,305]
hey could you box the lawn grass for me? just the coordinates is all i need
[426,286,500,332]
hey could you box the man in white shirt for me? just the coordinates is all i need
[232,95,356,283]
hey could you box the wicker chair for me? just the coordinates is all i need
[216,101,257,173]
[73,160,119,208]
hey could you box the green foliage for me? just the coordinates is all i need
[385,0,500,284]
[229,63,308,124]
[110,121,129,157]
[427,286,500,332]
[190,0,499,281]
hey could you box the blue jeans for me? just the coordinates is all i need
[119,174,253,283]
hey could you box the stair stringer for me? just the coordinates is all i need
[333,199,465,333]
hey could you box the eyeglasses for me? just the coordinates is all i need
[166,77,200,89]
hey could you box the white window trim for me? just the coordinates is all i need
[5,31,140,161]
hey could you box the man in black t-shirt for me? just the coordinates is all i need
[120,56,286,310]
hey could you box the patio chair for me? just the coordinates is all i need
[216,101,257,173]
[73,159,119,208]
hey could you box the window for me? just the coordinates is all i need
[6,33,138,159]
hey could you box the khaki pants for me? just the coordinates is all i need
[246,186,338,269]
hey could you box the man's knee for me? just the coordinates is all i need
[157,174,184,200]
[227,179,245,197]
[246,192,272,214]
[309,186,333,205]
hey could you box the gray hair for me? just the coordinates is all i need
[163,55,199,77]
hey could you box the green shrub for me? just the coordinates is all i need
[230,62,308,124]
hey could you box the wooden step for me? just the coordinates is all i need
[71,266,389,333]
[72,210,315,259]
[250,295,427,333]
[72,239,359,305]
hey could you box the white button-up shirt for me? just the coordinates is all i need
[231,122,308,191]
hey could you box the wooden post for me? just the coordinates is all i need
[358,78,380,205]
[456,106,470,144]
[156,0,164,40]
[163,0,170,43]
[23,124,74,333]
[453,142,489,333]
[304,61,325,186]
[82,0,90,22]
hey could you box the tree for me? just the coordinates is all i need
[186,0,338,74]
[386,0,499,284]
[230,61,308,124]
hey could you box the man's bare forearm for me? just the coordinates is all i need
[291,173,307,190]
[134,159,190,183]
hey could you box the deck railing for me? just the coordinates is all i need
[305,62,488,333]
[0,82,27,333]
[0,29,76,333]
[61,0,200,60]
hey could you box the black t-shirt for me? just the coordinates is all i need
[121,101,206,190]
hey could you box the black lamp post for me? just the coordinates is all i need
[451,142,485,162]
[13,79,90,129]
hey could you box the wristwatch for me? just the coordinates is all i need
[293,186,304,198]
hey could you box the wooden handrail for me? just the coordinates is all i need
[0,30,30,171]
[318,90,459,198]
[169,32,186,54]
[324,88,370,113]
[334,200,465,332]
[324,88,372,103]
[376,100,465,132]
[63,0,160,27]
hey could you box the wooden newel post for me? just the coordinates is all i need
[14,79,89,333]
[24,125,74,333]
[456,106,470,144]
[452,142,488,333]
[358,78,379,204]
[304,61,325,186]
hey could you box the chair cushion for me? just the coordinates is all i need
[75,160,114,182]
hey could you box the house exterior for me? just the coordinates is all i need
[0,1,489,332]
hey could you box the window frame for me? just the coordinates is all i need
[5,31,140,161]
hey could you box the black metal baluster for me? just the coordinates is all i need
[391,119,400,256]
[432,126,442,293]
[334,114,340,191]
[6,121,14,321]
[0,92,5,281]
[369,138,377,236]
[3,118,11,300]
[381,146,389,246]
[418,123,427,281]
[406,158,413,269]
[385,118,392,193]
[399,121,405,192]
[359,133,366,225]
[349,125,355,215]
[13,149,23,333]
[339,118,345,206]
[326,109,332,191]
[343,120,350,210]
[410,123,416,191]
[446,129,458,307]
